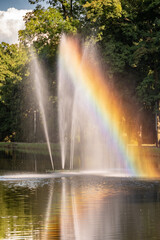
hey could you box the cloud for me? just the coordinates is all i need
[0,8,31,44]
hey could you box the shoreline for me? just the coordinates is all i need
[0,142,160,158]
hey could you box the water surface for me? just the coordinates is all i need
[0,149,160,239]
[0,173,160,239]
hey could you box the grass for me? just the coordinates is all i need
[0,142,60,156]
[0,142,59,149]
[140,146,160,157]
[0,142,160,158]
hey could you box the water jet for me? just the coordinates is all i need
[58,35,159,178]
[31,52,54,170]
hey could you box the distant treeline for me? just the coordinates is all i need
[0,0,160,143]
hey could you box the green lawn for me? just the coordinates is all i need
[0,142,160,158]
[0,142,60,156]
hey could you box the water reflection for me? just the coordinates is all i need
[0,175,160,239]
[0,149,60,173]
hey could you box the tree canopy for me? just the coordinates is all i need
[0,43,29,141]
[0,0,159,143]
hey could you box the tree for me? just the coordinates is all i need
[28,0,86,20]
[0,43,29,141]
[19,7,78,63]
[130,0,160,109]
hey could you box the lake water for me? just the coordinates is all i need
[0,149,160,240]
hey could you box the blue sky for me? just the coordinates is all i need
[0,0,48,44]
[0,0,34,10]
[0,0,48,11]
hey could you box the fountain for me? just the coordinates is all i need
[58,35,159,177]
[58,35,130,173]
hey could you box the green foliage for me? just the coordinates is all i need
[28,0,86,20]
[0,43,29,141]
[19,7,78,61]
[83,0,133,73]
[136,72,160,108]
[130,0,160,109]
[84,0,122,21]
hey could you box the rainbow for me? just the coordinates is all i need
[59,35,159,178]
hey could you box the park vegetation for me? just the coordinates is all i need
[0,0,160,144]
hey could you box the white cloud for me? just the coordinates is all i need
[0,8,31,44]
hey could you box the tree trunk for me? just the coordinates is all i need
[154,66,159,147]
[60,0,67,19]
[70,0,73,16]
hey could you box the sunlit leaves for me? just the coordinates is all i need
[84,0,122,21]
[0,43,29,141]
[19,7,77,60]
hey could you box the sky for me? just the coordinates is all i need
[0,0,48,44]
[0,0,35,11]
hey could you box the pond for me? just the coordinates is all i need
[0,149,160,239]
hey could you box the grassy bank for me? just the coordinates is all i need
[140,146,160,158]
[0,142,60,156]
[0,142,160,158]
